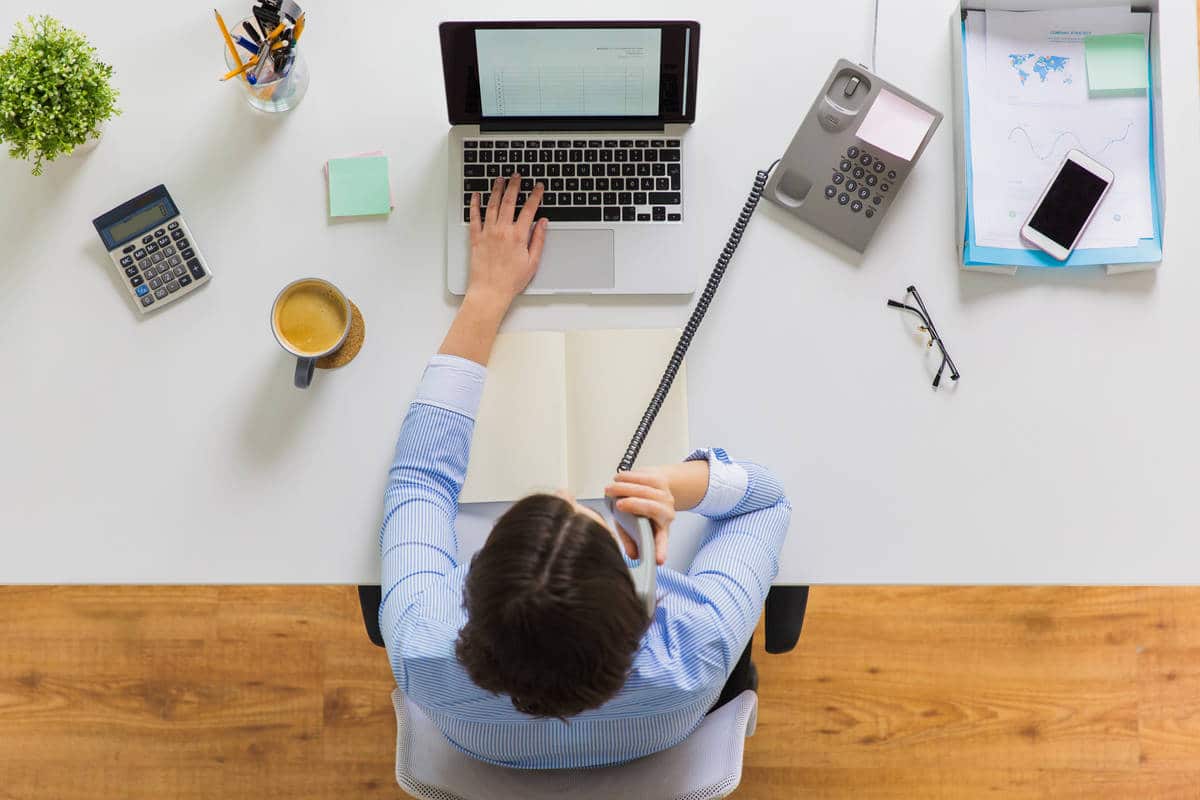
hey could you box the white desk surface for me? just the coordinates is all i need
[3,0,1199,584]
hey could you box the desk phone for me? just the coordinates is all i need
[765,59,943,252]
[92,185,212,314]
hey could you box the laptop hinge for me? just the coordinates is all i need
[479,119,666,133]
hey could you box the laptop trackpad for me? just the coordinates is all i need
[527,229,615,291]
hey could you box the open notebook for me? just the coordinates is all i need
[459,329,689,503]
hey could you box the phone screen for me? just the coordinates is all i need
[1027,159,1110,248]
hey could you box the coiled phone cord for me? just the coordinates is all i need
[617,159,782,473]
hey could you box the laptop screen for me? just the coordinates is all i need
[440,21,699,127]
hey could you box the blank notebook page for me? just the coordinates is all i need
[564,328,689,499]
[459,332,569,503]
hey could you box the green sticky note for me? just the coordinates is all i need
[328,156,392,217]
[1084,33,1147,97]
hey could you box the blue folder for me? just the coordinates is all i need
[959,21,1162,269]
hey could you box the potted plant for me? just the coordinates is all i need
[0,15,120,175]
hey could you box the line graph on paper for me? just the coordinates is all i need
[1005,120,1135,162]
[491,66,649,117]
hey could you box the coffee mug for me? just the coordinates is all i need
[271,278,352,388]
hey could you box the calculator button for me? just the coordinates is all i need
[171,229,185,240]
[187,259,206,279]
[135,283,148,295]
[887,170,897,180]
[831,173,844,185]
[859,154,872,167]
[865,174,877,187]
[145,243,158,254]
[178,274,193,287]
[170,265,184,277]
[874,161,885,173]
[846,146,859,158]
[163,246,176,257]
[166,280,181,294]
[120,256,134,267]
[137,258,151,271]
[177,239,189,251]
[141,295,155,307]
[155,287,169,299]
[850,200,863,212]
[181,248,195,260]
[845,180,857,192]
[858,188,870,200]
[155,228,166,237]
[852,167,865,179]
[824,185,837,199]
[167,221,179,230]
[839,159,852,172]
[122,245,136,254]
[156,237,170,247]
[124,265,138,277]
[151,253,163,264]
[142,235,154,244]
[865,208,875,219]
[134,248,146,259]
[168,255,180,266]
[837,193,850,205]
[131,275,144,287]
[150,277,162,289]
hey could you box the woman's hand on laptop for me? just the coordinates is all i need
[440,174,547,365]
[466,174,548,309]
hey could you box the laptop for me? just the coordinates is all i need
[440,21,702,295]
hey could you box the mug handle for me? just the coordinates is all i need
[294,357,316,389]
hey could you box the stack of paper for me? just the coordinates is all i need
[325,152,393,217]
[962,7,1160,268]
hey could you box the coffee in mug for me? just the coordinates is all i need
[271,278,351,388]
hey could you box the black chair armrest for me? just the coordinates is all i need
[358,584,385,648]
[764,585,809,654]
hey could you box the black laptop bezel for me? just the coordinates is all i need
[439,20,700,131]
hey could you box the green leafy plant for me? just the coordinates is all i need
[0,15,120,175]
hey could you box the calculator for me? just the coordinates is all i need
[92,185,211,314]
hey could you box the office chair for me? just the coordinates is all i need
[357,584,808,800]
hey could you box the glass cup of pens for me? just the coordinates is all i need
[220,15,308,113]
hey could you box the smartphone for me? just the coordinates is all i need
[1020,149,1114,261]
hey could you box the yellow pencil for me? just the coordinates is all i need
[221,56,258,81]
[266,21,286,42]
[293,13,306,44]
[213,9,248,84]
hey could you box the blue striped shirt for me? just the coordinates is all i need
[380,354,791,769]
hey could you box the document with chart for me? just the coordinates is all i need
[475,28,662,117]
[966,8,1152,251]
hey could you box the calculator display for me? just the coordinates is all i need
[108,203,170,244]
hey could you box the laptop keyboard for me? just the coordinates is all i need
[462,138,682,224]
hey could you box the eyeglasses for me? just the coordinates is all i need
[887,285,960,389]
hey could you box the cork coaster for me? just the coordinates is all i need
[316,300,365,369]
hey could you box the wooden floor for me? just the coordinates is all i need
[1,587,1199,799]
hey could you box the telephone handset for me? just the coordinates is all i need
[607,163,780,617]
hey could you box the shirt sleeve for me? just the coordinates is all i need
[379,355,486,676]
[676,447,792,673]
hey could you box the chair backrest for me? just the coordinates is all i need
[392,688,758,800]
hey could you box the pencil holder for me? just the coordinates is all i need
[223,18,308,113]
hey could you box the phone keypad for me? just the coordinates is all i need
[825,146,893,220]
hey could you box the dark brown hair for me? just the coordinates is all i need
[455,493,649,719]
